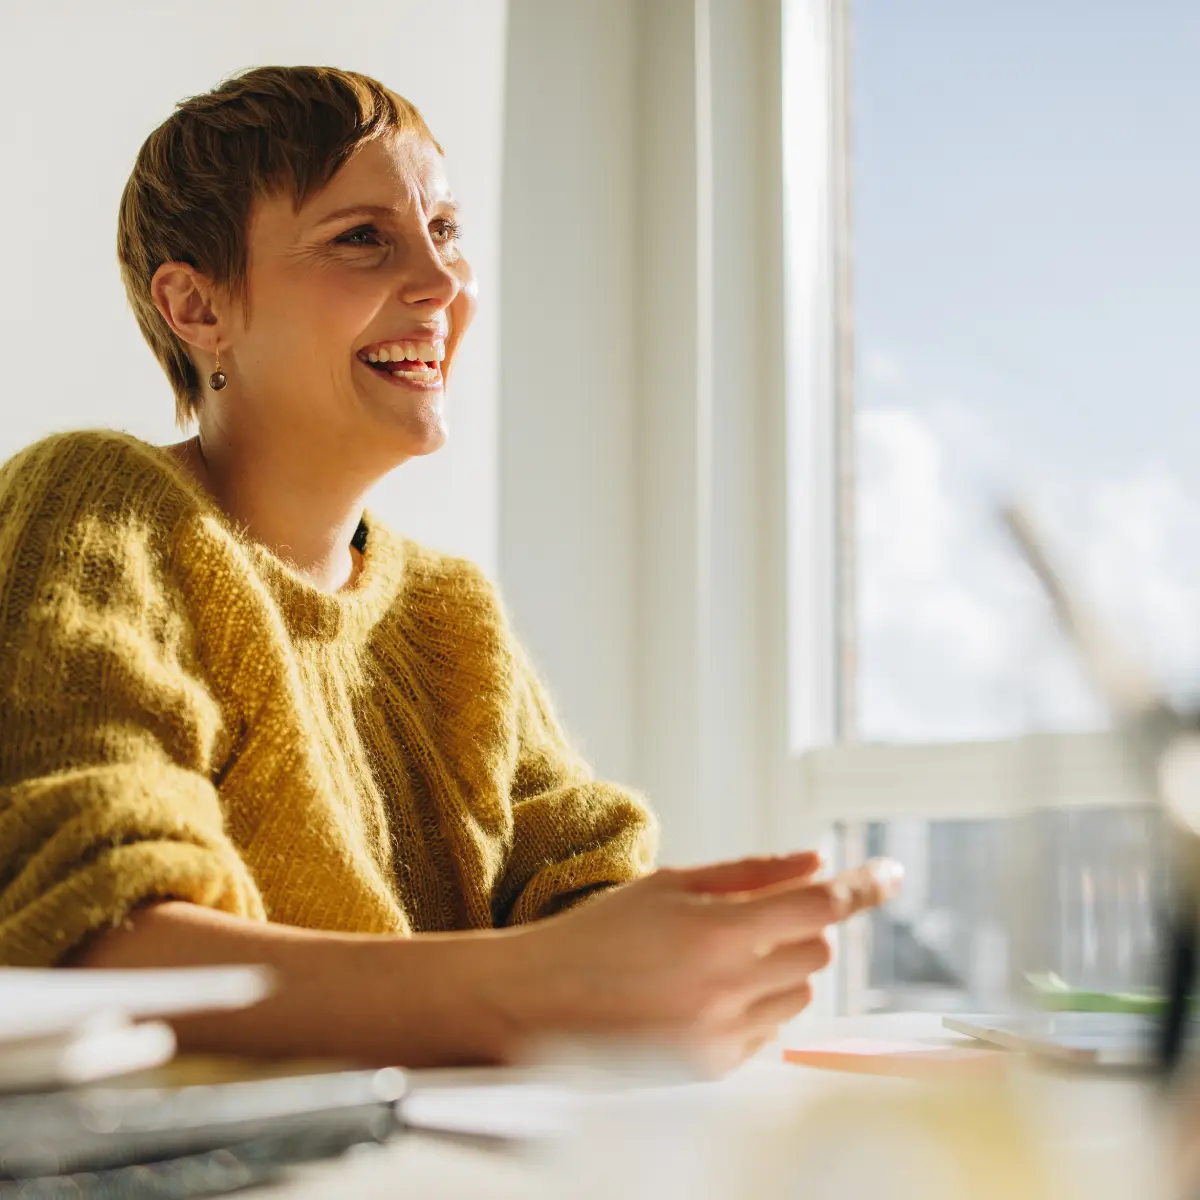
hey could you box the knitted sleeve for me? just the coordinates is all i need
[496,640,658,926]
[0,436,263,966]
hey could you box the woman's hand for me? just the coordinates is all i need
[498,852,903,1075]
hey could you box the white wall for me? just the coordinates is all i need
[0,0,506,572]
[501,1,804,865]
[500,0,639,783]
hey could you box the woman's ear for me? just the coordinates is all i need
[150,261,222,353]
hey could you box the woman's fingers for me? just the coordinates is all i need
[736,858,903,946]
[743,980,815,1027]
[535,852,900,1077]
[667,850,824,896]
[741,1030,776,1062]
[750,935,833,993]
[692,1028,780,1078]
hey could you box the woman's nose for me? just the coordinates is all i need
[396,242,460,311]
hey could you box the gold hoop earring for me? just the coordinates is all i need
[209,349,227,392]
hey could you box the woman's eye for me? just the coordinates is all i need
[430,219,461,245]
[335,225,385,247]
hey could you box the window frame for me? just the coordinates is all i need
[778,0,1154,1011]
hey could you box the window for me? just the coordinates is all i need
[805,0,1200,1012]
[853,0,1200,744]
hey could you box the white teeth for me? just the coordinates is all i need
[389,365,439,382]
[364,339,445,368]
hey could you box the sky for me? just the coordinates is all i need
[852,0,1200,741]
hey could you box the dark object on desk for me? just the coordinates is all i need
[0,1067,405,1187]
[1161,909,1198,1078]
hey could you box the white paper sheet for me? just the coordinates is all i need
[401,1083,578,1140]
[0,966,273,1041]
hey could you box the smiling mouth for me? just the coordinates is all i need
[357,338,445,385]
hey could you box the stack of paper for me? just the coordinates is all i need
[0,966,273,1091]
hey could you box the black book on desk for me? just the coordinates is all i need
[0,1064,407,1199]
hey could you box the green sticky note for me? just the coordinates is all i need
[1025,972,1173,1015]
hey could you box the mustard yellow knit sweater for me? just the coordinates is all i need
[0,430,656,966]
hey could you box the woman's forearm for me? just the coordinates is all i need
[66,855,899,1074]
[70,902,527,1067]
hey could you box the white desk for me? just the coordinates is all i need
[256,1014,1162,1199]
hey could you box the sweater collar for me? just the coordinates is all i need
[133,435,408,646]
[243,510,406,644]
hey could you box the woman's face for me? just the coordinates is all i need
[221,131,475,465]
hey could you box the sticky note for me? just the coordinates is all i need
[782,1036,1007,1079]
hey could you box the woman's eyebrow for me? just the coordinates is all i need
[313,199,461,226]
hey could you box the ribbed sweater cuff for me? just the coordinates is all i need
[0,839,263,966]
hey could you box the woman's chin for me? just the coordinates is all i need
[407,420,448,457]
[357,377,449,457]
[383,409,448,458]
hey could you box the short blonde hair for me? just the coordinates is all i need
[117,65,440,426]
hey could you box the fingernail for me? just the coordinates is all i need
[789,848,825,869]
[868,857,904,896]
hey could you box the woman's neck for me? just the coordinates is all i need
[166,430,370,593]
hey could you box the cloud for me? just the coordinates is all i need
[856,401,1200,741]
[857,405,1041,740]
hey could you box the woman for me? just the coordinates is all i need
[0,66,900,1072]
